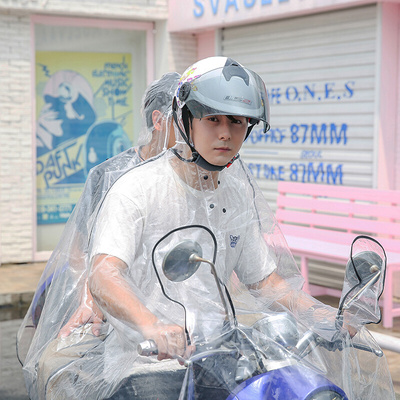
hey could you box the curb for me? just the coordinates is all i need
[0,292,34,308]
[0,262,45,310]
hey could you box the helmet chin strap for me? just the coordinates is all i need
[192,151,235,172]
[171,145,236,172]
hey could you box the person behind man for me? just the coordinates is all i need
[17,72,181,398]
[56,71,181,338]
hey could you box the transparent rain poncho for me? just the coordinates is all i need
[18,130,395,399]
[17,71,181,396]
[18,64,394,398]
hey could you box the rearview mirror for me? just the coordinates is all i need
[338,236,386,325]
[163,240,203,282]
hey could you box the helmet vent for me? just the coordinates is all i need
[178,82,191,102]
[222,58,249,86]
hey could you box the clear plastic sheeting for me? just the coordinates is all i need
[19,144,395,399]
[18,66,394,399]
[17,71,180,395]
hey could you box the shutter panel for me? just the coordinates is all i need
[222,5,378,207]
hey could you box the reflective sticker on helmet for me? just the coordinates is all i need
[224,95,252,105]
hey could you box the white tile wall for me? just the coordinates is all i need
[0,0,168,20]
[0,11,33,263]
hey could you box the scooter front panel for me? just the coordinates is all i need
[225,364,348,400]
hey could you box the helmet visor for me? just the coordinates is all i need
[184,67,270,132]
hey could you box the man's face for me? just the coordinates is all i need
[191,115,247,167]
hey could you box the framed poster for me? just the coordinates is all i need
[36,51,133,224]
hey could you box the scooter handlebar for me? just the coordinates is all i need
[297,330,383,358]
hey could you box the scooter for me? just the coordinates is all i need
[136,226,388,400]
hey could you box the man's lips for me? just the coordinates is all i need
[214,147,231,151]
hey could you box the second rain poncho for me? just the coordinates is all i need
[17,71,181,398]
[18,58,395,400]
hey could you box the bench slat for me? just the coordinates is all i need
[276,209,400,237]
[277,196,400,220]
[280,223,400,252]
[278,182,400,204]
[284,234,400,265]
[280,224,356,245]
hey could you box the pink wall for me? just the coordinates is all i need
[397,8,400,191]
[378,3,400,190]
[169,0,379,33]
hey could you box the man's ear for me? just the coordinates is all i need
[152,110,163,131]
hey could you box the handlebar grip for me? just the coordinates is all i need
[137,339,158,356]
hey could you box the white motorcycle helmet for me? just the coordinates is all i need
[172,56,270,171]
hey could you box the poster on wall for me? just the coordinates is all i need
[36,51,133,225]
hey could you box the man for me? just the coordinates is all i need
[88,57,393,399]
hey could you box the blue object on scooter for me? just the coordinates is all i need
[225,364,348,400]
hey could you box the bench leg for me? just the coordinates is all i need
[382,266,393,329]
[301,256,310,294]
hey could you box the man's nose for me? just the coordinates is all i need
[218,119,232,140]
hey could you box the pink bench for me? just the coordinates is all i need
[276,181,400,328]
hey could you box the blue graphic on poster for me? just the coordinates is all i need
[36,52,133,225]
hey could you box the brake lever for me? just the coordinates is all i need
[314,333,383,357]
[351,342,383,357]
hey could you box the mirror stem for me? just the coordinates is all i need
[342,269,381,311]
[190,254,235,327]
